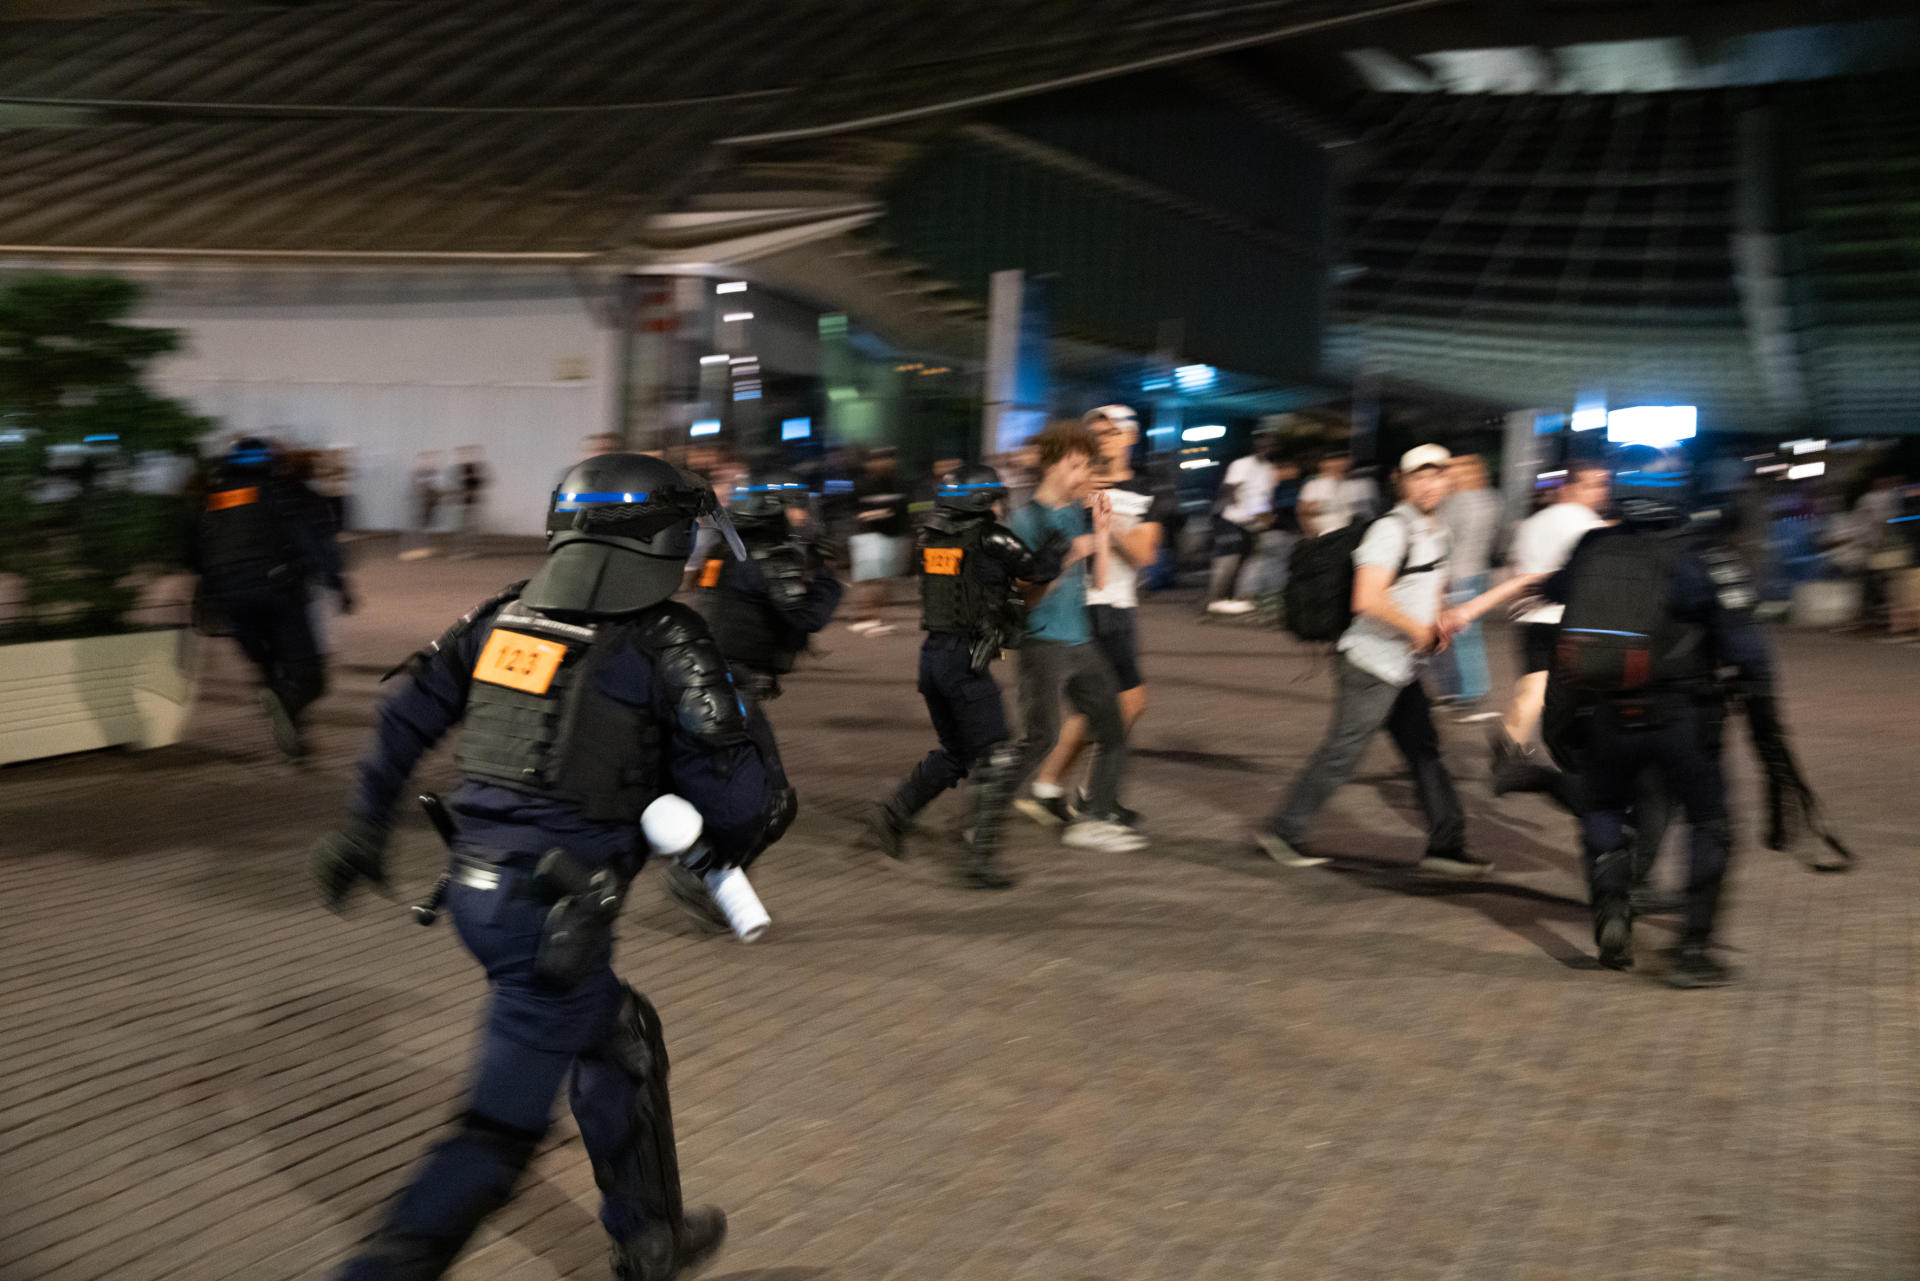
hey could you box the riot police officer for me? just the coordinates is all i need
[676,469,844,930]
[191,436,350,759]
[1542,445,1771,988]
[310,453,769,1280]
[867,462,1059,889]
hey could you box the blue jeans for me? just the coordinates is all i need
[1436,573,1490,703]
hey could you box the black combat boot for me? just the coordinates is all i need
[612,1206,727,1281]
[1665,944,1731,989]
[867,802,911,860]
[662,862,729,934]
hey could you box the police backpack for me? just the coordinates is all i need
[1554,531,1694,693]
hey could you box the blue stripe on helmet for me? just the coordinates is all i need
[555,490,651,509]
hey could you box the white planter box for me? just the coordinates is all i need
[0,628,196,766]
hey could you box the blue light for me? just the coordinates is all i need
[1141,376,1173,392]
[781,417,811,441]
[732,389,761,401]
[83,434,119,443]
[1173,364,1217,394]
[690,420,721,437]
[556,490,650,508]
[1533,412,1568,435]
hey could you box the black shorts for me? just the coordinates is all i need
[1088,604,1144,691]
[1520,622,1558,675]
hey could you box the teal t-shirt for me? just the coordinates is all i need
[1012,498,1090,645]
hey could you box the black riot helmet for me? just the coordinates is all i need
[521,452,744,616]
[935,462,1006,519]
[221,436,277,476]
[726,469,809,537]
[1609,444,1693,530]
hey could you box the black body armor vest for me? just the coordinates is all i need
[699,541,808,675]
[198,475,296,582]
[919,520,993,634]
[456,599,663,822]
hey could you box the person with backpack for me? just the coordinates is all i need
[1260,445,1537,874]
[1539,446,1774,987]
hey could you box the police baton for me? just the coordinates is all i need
[410,792,457,925]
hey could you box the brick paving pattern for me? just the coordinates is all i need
[2,545,1916,1280]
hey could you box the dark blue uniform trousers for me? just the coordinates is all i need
[219,584,327,717]
[892,634,1010,816]
[1580,701,1732,946]
[336,854,651,1279]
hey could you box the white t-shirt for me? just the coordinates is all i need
[1220,455,1277,526]
[1510,501,1607,624]
[1339,504,1450,688]
[1085,483,1154,609]
[1300,475,1375,536]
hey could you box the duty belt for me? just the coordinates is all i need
[449,852,529,894]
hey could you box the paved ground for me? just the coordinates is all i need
[3,543,1917,1281]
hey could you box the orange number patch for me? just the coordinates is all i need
[699,559,725,588]
[923,547,963,575]
[206,487,259,511]
[474,629,567,694]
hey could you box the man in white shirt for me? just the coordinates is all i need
[1298,451,1378,538]
[1490,461,1611,793]
[1257,445,1537,876]
[1205,432,1280,613]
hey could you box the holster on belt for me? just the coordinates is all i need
[531,847,631,988]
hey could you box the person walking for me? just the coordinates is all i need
[1434,453,1501,712]
[1007,421,1143,853]
[1027,405,1172,827]
[1256,445,1535,875]
[1490,459,1611,794]
[1205,429,1280,615]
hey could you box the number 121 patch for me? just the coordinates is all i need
[923,547,964,575]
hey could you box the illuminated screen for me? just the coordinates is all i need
[1606,405,1697,446]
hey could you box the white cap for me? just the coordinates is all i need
[1398,444,1452,474]
[1083,404,1138,430]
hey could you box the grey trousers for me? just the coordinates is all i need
[1271,656,1467,856]
[1014,639,1128,817]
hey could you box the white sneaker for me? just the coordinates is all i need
[847,619,880,634]
[1255,831,1329,867]
[1062,820,1148,853]
[1207,599,1256,615]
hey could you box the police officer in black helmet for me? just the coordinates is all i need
[1541,445,1771,988]
[675,468,844,931]
[191,435,351,760]
[867,462,1060,888]
[311,452,769,1280]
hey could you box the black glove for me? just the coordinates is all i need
[336,580,358,615]
[312,817,390,911]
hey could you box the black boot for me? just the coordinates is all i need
[1587,848,1635,970]
[1593,899,1634,971]
[959,843,1016,891]
[867,802,910,861]
[1665,944,1732,989]
[611,1205,727,1281]
[662,862,729,934]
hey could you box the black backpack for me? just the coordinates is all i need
[1554,530,1697,693]
[1283,514,1431,642]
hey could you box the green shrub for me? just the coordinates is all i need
[0,274,208,640]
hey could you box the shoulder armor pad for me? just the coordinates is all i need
[383,580,527,681]
[636,601,750,745]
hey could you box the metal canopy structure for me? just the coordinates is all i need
[1332,72,1920,432]
[0,0,1437,255]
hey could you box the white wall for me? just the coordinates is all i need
[144,275,613,534]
